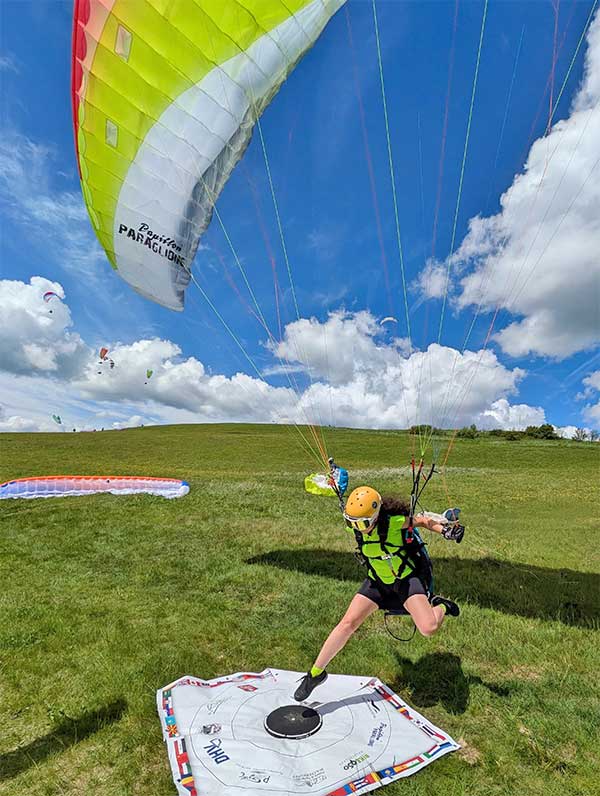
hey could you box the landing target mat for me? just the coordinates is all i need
[157,669,458,796]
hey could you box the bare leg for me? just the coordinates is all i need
[313,594,379,670]
[404,593,445,637]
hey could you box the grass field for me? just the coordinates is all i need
[0,424,598,796]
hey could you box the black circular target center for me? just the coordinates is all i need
[264,705,322,739]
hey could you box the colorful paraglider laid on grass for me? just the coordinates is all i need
[72,0,346,311]
[0,475,190,500]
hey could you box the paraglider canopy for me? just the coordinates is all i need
[0,475,189,500]
[72,0,346,311]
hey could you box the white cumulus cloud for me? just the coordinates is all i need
[72,337,297,421]
[580,369,600,397]
[0,276,90,378]
[475,398,545,430]
[272,311,535,430]
[435,11,600,359]
[272,310,410,386]
[0,287,549,433]
[0,413,41,432]
[413,260,450,301]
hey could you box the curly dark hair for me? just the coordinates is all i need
[380,495,411,516]
[372,495,410,537]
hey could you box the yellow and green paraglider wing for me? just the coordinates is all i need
[72,0,345,311]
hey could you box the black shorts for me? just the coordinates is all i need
[357,575,427,611]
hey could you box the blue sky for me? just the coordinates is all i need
[1,0,599,438]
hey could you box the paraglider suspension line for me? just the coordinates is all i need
[407,459,436,543]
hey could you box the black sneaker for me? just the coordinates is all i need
[431,596,460,616]
[293,670,328,702]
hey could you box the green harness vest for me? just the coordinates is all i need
[349,514,418,585]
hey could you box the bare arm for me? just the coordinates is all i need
[402,514,445,534]
[403,511,465,543]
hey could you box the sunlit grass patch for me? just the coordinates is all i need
[0,424,598,795]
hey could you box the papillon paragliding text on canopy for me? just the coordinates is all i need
[72,0,346,312]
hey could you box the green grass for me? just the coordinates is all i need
[0,424,598,795]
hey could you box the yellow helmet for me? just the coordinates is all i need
[343,486,382,532]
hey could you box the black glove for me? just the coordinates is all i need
[442,523,465,543]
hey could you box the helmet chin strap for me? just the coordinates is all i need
[364,514,380,533]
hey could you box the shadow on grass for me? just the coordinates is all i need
[247,550,599,629]
[389,652,509,715]
[0,699,127,781]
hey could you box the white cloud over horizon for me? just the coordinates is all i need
[475,398,545,430]
[0,283,554,433]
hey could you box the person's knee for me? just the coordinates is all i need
[338,616,362,635]
[416,616,439,637]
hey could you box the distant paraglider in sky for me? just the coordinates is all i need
[145,369,153,385]
[97,347,115,374]
[43,291,60,313]
[51,414,66,432]
[380,316,398,326]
